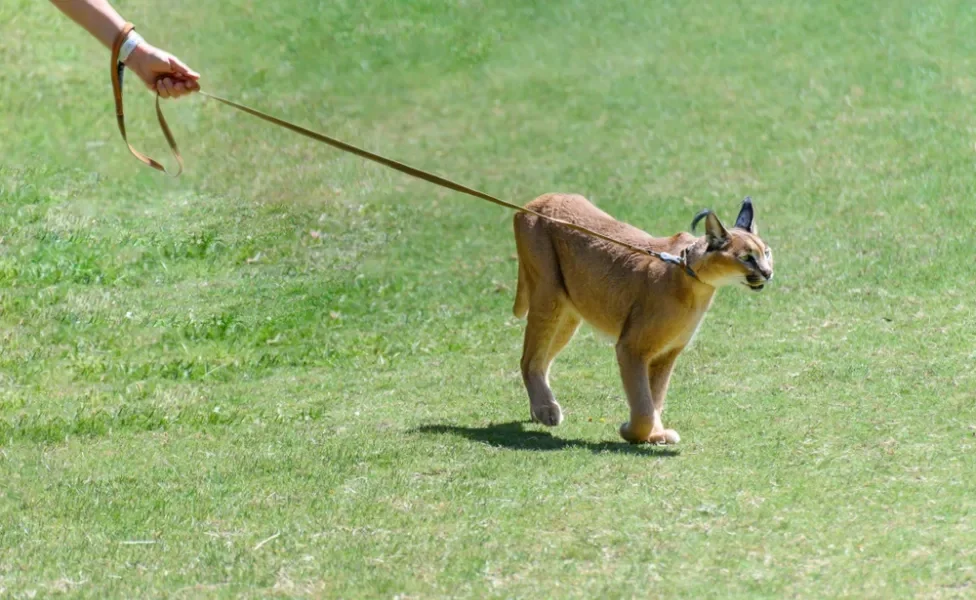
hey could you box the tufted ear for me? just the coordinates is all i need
[734,196,757,234]
[691,208,730,250]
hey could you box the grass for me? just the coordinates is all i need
[2,0,976,597]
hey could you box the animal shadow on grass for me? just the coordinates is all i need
[413,420,680,456]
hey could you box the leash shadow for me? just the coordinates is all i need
[412,420,680,456]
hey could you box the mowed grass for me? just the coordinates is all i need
[2,0,976,597]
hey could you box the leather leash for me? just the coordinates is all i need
[109,24,700,281]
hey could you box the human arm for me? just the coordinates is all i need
[49,0,200,98]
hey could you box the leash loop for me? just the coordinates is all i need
[110,23,183,176]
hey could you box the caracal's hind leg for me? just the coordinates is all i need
[513,212,578,426]
[540,311,582,422]
[521,295,579,426]
[546,312,581,367]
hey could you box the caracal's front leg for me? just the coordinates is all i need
[616,343,681,445]
[646,349,683,444]
[616,343,656,443]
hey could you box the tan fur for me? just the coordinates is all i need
[512,193,773,444]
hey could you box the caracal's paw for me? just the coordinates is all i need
[649,429,681,445]
[619,421,680,445]
[530,402,563,426]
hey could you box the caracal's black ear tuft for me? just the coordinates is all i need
[691,208,730,250]
[734,196,757,234]
[691,208,711,233]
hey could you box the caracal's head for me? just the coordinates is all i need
[689,197,773,291]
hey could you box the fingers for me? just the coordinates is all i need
[156,77,175,99]
[127,45,201,99]
[154,76,198,99]
[156,57,201,99]
[168,56,200,80]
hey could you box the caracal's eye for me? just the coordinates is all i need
[764,247,772,258]
[742,255,757,265]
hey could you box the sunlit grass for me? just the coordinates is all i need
[1,0,975,597]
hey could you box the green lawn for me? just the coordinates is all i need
[2,0,976,597]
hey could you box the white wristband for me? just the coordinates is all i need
[118,31,145,63]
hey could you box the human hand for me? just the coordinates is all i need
[124,42,200,99]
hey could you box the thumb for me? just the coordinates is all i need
[167,56,201,80]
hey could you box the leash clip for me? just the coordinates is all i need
[658,249,702,282]
[658,251,701,281]
[657,252,682,265]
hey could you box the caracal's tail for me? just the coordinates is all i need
[513,260,529,318]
